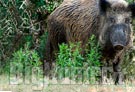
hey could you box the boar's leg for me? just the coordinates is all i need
[44,38,52,76]
[100,65,107,84]
[113,58,123,84]
[100,60,110,84]
[44,35,55,77]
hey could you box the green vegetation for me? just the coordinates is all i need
[0,0,62,74]
[55,35,101,83]
[9,42,42,76]
[126,0,134,3]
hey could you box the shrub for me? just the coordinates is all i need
[54,35,101,84]
[122,49,135,81]
[0,0,63,74]
[9,42,42,78]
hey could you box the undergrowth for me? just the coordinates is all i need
[55,35,102,84]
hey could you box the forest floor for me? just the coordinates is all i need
[0,74,135,92]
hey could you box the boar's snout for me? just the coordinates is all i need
[110,24,128,51]
[113,44,124,51]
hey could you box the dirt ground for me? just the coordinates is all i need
[1,84,135,92]
[0,75,135,92]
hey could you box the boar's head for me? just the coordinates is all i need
[99,0,135,51]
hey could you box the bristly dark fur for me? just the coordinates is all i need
[100,0,111,13]
[128,3,135,17]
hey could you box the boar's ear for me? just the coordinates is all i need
[100,0,110,13]
[128,3,135,18]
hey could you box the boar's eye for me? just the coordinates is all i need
[109,17,115,23]
[125,18,132,24]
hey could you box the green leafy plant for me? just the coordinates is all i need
[55,35,101,84]
[122,49,135,81]
[9,42,42,78]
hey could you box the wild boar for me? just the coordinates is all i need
[45,0,135,84]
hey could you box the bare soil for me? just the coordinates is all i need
[0,75,135,92]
